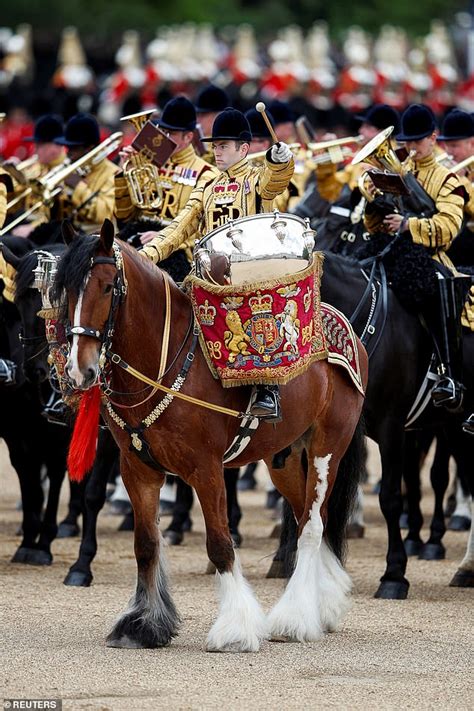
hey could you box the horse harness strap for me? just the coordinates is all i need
[104,340,243,419]
[104,333,200,470]
[349,255,389,358]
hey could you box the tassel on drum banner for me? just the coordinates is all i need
[67,385,101,482]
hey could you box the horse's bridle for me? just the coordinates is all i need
[66,243,127,349]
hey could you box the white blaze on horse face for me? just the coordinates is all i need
[267,452,352,642]
[67,277,90,388]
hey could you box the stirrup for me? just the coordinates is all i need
[250,387,282,423]
[42,399,70,427]
[250,402,282,424]
[431,377,464,410]
[462,414,474,436]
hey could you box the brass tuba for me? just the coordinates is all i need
[352,126,436,217]
[120,109,163,210]
[351,126,404,174]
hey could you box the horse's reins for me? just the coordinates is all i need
[345,231,400,357]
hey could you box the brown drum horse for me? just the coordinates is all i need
[53,219,368,652]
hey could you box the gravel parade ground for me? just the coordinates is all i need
[1,441,472,710]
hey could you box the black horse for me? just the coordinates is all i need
[318,251,473,598]
[0,239,71,565]
[3,239,125,585]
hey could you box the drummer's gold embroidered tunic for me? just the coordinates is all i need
[141,154,294,263]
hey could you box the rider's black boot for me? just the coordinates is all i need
[250,384,282,423]
[429,276,468,412]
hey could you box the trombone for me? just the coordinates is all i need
[308,135,363,152]
[452,154,474,175]
[247,142,301,162]
[0,132,123,237]
[4,158,70,213]
[120,109,163,210]
[247,136,362,166]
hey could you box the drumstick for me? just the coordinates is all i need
[255,102,279,145]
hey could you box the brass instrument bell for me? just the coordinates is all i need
[120,109,163,210]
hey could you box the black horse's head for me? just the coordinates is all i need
[2,239,65,385]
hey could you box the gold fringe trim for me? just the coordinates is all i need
[219,350,328,388]
[184,252,324,296]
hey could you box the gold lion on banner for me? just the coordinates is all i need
[224,310,251,363]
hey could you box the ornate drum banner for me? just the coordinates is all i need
[186,253,327,387]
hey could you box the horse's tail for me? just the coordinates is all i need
[325,413,366,564]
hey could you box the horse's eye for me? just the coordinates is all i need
[104,284,113,295]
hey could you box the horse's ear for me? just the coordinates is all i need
[100,218,115,254]
[1,244,21,270]
[61,220,76,246]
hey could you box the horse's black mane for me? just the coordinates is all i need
[51,235,100,302]
[15,243,66,301]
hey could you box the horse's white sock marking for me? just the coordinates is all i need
[267,452,352,641]
[206,554,268,653]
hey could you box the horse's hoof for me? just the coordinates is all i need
[347,523,365,539]
[11,546,34,563]
[269,523,281,539]
[237,478,256,492]
[182,516,192,533]
[404,538,424,556]
[106,634,169,649]
[231,531,242,548]
[118,512,134,532]
[449,569,474,587]
[374,580,409,600]
[64,570,93,587]
[205,561,216,575]
[399,512,409,530]
[57,522,80,538]
[108,500,132,516]
[418,543,445,561]
[266,559,287,579]
[25,549,53,566]
[447,515,471,532]
[163,529,183,546]
[265,490,281,509]
[371,480,381,495]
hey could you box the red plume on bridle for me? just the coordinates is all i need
[67,385,102,482]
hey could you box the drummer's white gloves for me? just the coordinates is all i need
[270,142,292,163]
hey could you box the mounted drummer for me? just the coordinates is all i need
[141,106,295,421]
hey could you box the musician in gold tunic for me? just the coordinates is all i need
[54,113,118,233]
[11,114,65,237]
[142,108,295,420]
[437,110,474,225]
[437,109,474,434]
[315,104,401,203]
[115,97,218,261]
[364,104,471,415]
